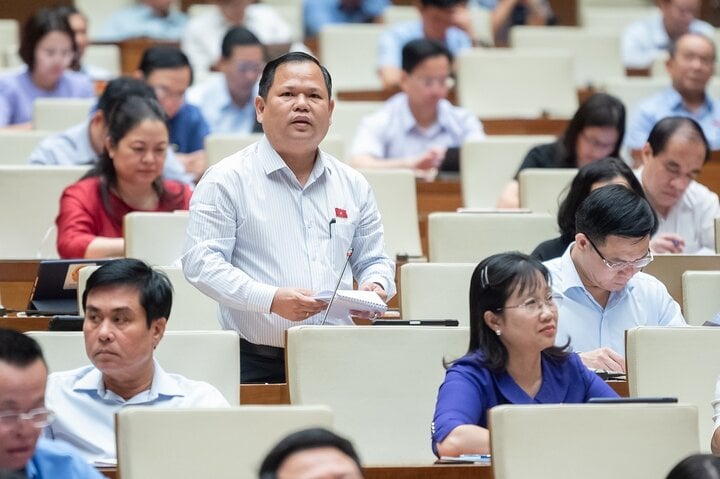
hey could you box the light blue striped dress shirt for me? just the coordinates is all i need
[182,136,396,348]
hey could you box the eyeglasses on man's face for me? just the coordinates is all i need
[0,408,55,429]
[587,237,654,271]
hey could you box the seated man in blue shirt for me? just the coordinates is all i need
[351,39,484,178]
[0,329,103,478]
[378,0,473,89]
[44,259,230,463]
[96,0,187,42]
[136,46,210,182]
[625,32,718,165]
[544,185,686,373]
[186,26,265,135]
[26,77,193,184]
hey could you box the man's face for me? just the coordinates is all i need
[575,234,651,293]
[83,285,165,382]
[221,45,265,108]
[667,34,715,96]
[144,0,174,15]
[67,13,88,58]
[661,0,700,38]
[642,131,705,214]
[420,5,464,40]
[0,359,47,471]
[276,447,363,479]
[145,66,192,119]
[218,0,253,24]
[402,54,451,112]
[255,61,334,153]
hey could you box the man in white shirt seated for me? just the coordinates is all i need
[639,116,720,254]
[544,184,686,374]
[620,0,713,70]
[44,259,230,464]
[350,38,484,179]
[95,0,187,42]
[186,26,265,135]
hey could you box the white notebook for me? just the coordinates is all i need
[314,290,388,319]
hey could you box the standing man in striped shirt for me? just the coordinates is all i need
[182,52,396,384]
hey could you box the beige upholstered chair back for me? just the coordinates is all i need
[116,406,333,479]
[400,263,475,327]
[460,135,555,208]
[123,211,189,266]
[428,212,557,262]
[510,26,623,86]
[27,330,240,405]
[319,24,383,91]
[682,271,720,326]
[0,130,52,165]
[33,98,95,131]
[286,325,467,464]
[360,169,422,258]
[626,326,720,452]
[518,168,577,216]
[456,48,577,118]
[0,165,88,258]
[642,255,720,310]
[490,403,699,479]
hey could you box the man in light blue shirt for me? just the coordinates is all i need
[0,329,103,478]
[544,185,685,373]
[96,0,187,42]
[351,38,484,177]
[378,0,472,89]
[183,52,395,384]
[186,26,264,135]
[304,0,389,38]
[44,260,230,463]
[625,33,719,163]
[27,77,193,184]
[621,0,713,70]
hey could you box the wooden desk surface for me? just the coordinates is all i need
[99,464,492,479]
[416,177,463,256]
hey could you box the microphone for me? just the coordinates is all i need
[320,247,353,325]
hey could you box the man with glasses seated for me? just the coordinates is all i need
[0,329,103,478]
[350,38,484,179]
[544,184,686,374]
[186,26,265,135]
[638,117,719,254]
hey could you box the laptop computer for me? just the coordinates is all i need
[27,259,111,315]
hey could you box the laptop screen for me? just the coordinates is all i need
[28,259,111,315]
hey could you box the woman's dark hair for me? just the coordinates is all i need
[19,8,76,72]
[467,252,569,372]
[553,93,626,168]
[85,95,179,225]
[666,454,720,479]
[646,116,710,163]
[557,157,646,242]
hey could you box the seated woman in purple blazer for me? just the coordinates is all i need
[0,7,93,129]
[432,252,618,457]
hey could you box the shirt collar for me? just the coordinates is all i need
[394,92,447,136]
[72,359,185,404]
[259,135,329,184]
[493,355,565,403]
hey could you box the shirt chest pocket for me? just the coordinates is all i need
[331,221,356,268]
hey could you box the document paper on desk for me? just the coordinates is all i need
[314,290,387,318]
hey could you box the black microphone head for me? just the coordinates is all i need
[347,248,354,257]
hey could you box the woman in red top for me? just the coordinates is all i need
[56,95,192,258]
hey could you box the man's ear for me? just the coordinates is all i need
[255,95,265,123]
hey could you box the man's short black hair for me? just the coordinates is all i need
[402,38,452,73]
[138,45,193,85]
[96,76,156,117]
[258,51,332,100]
[0,329,45,368]
[82,259,173,328]
[575,184,658,245]
[646,116,710,163]
[258,428,363,479]
[420,0,468,7]
[221,25,265,59]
